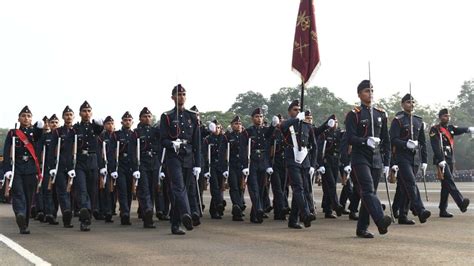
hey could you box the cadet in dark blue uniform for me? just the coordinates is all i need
[203,120,226,219]
[245,107,277,223]
[219,116,249,221]
[49,106,76,228]
[339,130,360,220]
[73,101,104,231]
[429,108,471,217]
[390,94,431,225]
[109,111,135,225]
[131,107,160,229]
[160,84,201,235]
[280,100,316,229]
[345,80,392,238]
[3,106,44,234]
[317,115,345,218]
[97,116,115,223]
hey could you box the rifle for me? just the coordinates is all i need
[133,138,140,195]
[100,141,108,190]
[157,147,166,191]
[113,140,119,189]
[37,144,46,193]
[315,139,327,186]
[4,124,17,198]
[242,137,251,189]
[221,142,230,192]
[437,131,445,180]
[67,134,77,192]
[49,137,61,190]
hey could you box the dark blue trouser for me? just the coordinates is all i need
[55,169,71,214]
[228,165,244,209]
[138,167,154,217]
[209,165,223,215]
[36,170,55,216]
[271,164,287,216]
[156,177,170,215]
[116,166,133,216]
[439,164,464,211]
[166,157,191,227]
[340,179,360,212]
[321,163,341,214]
[351,164,384,232]
[12,173,37,226]
[185,168,199,216]
[287,165,310,224]
[398,164,425,217]
[75,168,98,215]
[302,168,314,213]
[248,164,265,219]
[98,174,113,216]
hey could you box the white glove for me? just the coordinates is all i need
[133,171,141,179]
[406,139,419,150]
[421,163,427,173]
[193,167,201,177]
[266,167,274,175]
[67,170,76,178]
[99,168,108,176]
[327,119,336,128]
[208,122,217,133]
[36,120,44,129]
[4,171,13,180]
[383,166,390,178]
[296,112,305,121]
[204,172,211,178]
[468,127,474,133]
[242,168,249,176]
[317,166,325,174]
[159,172,165,179]
[309,167,315,177]
[94,118,104,126]
[223,171,229,178]
[49,169,57,178]
[271,115,280,127]
[172,140,181,152]
[367,137,380,149]
[111,172,118,179]
[344,165,352,174]
[391,165,399,172]
[438,160,447,169]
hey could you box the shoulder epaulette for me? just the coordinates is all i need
[413,114,422,119]
[185,109,198,115]
[162,109,175,116]
[395,113,405,120]
[352,106,361,113]
[373,106,385,112]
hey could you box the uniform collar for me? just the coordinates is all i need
[360,103,372,110]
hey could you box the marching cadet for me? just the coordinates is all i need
[430,108,471,217]
[245,107,278,224]
[49,106,76,228]
[160,84,201,235]
[389,94,431,224]
[317,114,345,218]
[279,100,316,229]
[269,114,290,220]
[131,107,160,229]
[73,101,104,231]
[2,106,44,234]
[203,119,226,219]
[108,111,135,225]
[219,115,249,221]
[339,129,360,220]
[48,115,61,219]
[345,80,392,238]
[97,116,115,223]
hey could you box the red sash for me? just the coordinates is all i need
[15,129,43,182]
[439,126,454,149]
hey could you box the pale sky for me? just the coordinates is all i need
[1,0,473,128]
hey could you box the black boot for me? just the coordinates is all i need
[62,210,74,228]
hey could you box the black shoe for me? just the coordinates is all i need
[341,209,350,215]
[20,227,30,234]
[121,214,132,225]
[439,211,453,218]
[202,204,206,212]
[92,210,100,220]
[393,210,399,219]
[156,211,164,220]
[335,206,344,217]
[398,216,415,225]
[418,210,431,224]
[172,226,186,235]
[460,198,470,213]
[216,203,225,214]
[80,222,91,232]
[63,210,73,228]
[242,204,247,211]
[256,209,265,223]
[36,212,45,222]
[16,214,27,232]
[381,204,386,211]
[304,213,316,228]
[377,216,392,235]
[265,206,273,213]
[273,214,287,221]
[192,213,201,226]
[31,206,37,219]
[210,214,222,219]
[46,215,59,225]
[356,230,374,238]
[232,215,244,221]
[250,217,260,223]
[79,208,90,223]
[325,213,337,219]
[105,214,114,223]
[181,214,193,231]
[143,210,155,228]
[262,213,269,219]
[288,223,303,229]
[349,212,359,221]
[232,205,242,217]
[282,207,290,215]
[73,210,79,217]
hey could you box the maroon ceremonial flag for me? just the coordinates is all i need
[292,0,320,84]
